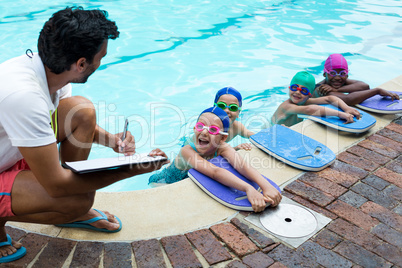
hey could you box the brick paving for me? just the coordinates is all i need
[3,120,401,267]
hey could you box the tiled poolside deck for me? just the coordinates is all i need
[3,118,401,267]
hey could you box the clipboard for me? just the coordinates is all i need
[62,153,167,174]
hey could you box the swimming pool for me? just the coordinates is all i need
[1,0,401,191]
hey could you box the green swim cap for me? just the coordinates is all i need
[290,71,316,94]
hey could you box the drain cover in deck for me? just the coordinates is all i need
[259,203,318,238]
[245,196,332,248]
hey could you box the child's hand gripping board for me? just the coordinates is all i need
[297,104,376,133]
[250,124,336,171]
[355,91,402,114]
[188,156,281,211]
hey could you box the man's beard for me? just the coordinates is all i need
[71,64,96,84]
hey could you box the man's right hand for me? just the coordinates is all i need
[113,131,136,155]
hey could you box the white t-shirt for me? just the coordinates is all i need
[0,53,72,173]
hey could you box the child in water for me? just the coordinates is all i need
[272,71,361,127]
[314,53,400,105]
[149,106,282,212]
[214,87,254,151]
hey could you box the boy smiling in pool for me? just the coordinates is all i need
[149,106,281,212]
[314,53,400,105]
[272,71,360,127]
[214,87,254,151]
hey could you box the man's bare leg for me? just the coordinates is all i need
[55,96,97,162]
[0,171,93,258]
[0,96,121,259]
[54,96,121,229]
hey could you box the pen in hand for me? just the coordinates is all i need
[120,119,129,152]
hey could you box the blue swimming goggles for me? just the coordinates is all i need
[289,84,311,96]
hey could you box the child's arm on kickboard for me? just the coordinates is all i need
[221,146,282,209]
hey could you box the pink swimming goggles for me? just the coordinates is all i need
[195,122,228,135]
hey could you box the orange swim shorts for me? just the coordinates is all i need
[0,159,30,217]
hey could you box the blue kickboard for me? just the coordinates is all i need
[188,156,281,211]
[356,91,402,114]
[297,104,376,133]
[250,124,336,171]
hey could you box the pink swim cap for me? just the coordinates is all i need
[324,53,348,74]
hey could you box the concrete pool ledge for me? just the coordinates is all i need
[8,75,402,244]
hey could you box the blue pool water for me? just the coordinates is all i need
[1,0,401,191]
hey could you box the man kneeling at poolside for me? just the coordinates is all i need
[0,7,168,263]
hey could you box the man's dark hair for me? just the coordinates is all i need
[38,6,119,74]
